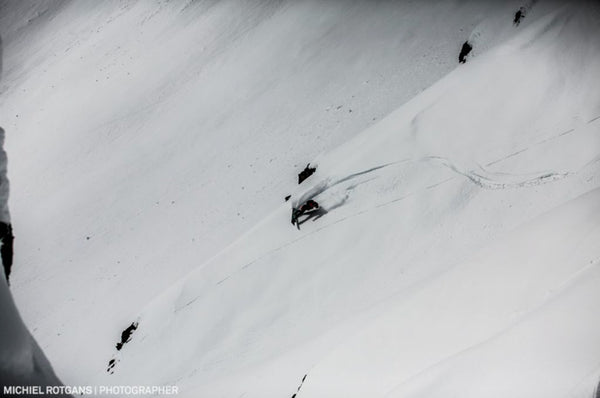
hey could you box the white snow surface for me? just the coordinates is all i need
[0,29,66,393]
[1,0,600,397]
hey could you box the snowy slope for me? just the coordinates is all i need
[0,0,550,386]
[87,2,600,397]
[302,188,600,398]
[0,32,66,394]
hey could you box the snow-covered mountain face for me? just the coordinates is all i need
[2,0,600,396]
[1,23,67,397]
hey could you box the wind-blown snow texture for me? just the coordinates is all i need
[1,0,600,397]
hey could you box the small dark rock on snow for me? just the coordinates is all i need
[514,7,526,26]
[116,322,138,351]
[458,41,473,64]
[298,163,316,184]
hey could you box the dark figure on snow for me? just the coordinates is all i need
[291,200,319,229]
[0,127,12,285]
[513,7,526,26]
[298,163,316,184]
[458,41,472,64]
[0,223,13,284]
[116,322,138,350]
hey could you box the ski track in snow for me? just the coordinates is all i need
[428,155,569,190]
[195,139,579,296]
[487,114,600,167]
[292,160,410,208]
[587,114,600,124]
[165,109,594,314]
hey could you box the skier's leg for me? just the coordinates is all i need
[293,210,304,230]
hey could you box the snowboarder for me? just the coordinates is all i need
[0,127,13,285]
[298,163,316,184]
[291,199,319,229]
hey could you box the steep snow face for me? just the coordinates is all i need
[0,31,66,395]
[0,0,540,385]
[298,187,600,398]
[90,2,600,397]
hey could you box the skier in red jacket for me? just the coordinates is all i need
[291,200,319,229]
